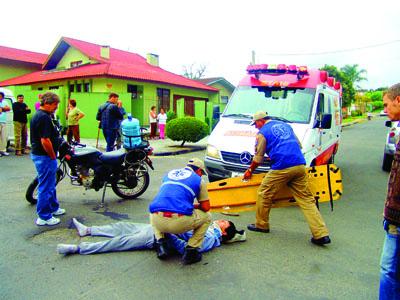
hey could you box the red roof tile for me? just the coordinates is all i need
[0,45,47,65]
[1,37,217,92]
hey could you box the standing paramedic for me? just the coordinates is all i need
[30,92,65,226]
[243,111,330,246]
[149,158,211,265]
[379,83,400,299]
[96,93,124,152]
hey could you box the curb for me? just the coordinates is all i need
[153,146,206,156]
[342,119,366,127]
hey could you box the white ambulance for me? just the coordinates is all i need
[205,64,342,181]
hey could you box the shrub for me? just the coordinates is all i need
[351,110,363,117]
[166,110,177,123]
[166,117,209,146]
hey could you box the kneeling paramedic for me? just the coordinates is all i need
[149,158,211,264]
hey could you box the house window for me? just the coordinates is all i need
[157,88,170,111]
[69,84,75,93]
[76,84,82,93]
[84,83,91,92]
[38,87,43,91]
[49,86,59,90]
[221,96,229,104]
[127,84,138,99]
[70,61,82,68]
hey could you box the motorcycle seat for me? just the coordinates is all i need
[99,148,126,164]
[73,147,101,158]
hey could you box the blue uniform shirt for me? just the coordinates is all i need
[149,167,201,215]
[258,120,306,170]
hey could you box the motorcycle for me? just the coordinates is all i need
[26,138,154,207]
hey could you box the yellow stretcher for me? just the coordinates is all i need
[207,164,343,213]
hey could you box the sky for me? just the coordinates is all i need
[2,0,399,90]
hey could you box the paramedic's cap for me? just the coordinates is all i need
[187,158,207,175]
[250,111,268,126]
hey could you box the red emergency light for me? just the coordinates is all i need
[320,71,328,82]
[327,77,335,87]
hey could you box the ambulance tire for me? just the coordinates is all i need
[382,153,393,172]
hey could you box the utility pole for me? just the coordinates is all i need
[251,50,256,65]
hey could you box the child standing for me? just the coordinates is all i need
[157,108,168,140]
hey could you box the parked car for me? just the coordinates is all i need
[380,110,388,116]
[0,88,15,150]
[382,120,400,171]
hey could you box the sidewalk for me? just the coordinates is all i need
[79,136,208,156]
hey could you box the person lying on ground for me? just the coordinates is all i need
[57,218,246,256]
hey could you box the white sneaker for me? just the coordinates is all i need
[36,217,60,226]
[53,208,66,216]
[0,151,9,156]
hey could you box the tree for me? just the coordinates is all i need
[182,63,207,79]
[340,64,367,89]
[320,65,355,107]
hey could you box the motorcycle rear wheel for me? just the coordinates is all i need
[111,171,150,199]
[25,169,63,205]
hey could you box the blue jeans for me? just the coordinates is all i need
[380,220,400,300]
[31,154,59,220]
[103,129,117,152]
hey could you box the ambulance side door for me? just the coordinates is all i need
[315,92,332,152]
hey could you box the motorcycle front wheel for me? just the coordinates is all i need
[111,169,150,199]
[25,169,64,205]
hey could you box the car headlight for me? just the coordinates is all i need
[206,144,221,159]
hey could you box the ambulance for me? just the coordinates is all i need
[205,64,342,181]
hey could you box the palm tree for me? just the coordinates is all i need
[340,64,367,89]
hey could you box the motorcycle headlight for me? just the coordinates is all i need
[206,144,221,159]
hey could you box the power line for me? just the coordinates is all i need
[261,39,400,56]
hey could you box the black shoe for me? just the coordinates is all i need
[247,224,270,233]
[155,238,169,260]
[182,246,202,265]
[311,236,331,246]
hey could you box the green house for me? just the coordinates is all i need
[0,45,47,82]
[0,37,222,138]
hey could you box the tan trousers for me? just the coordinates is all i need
[150,210,211,248]
[13,121,28,151]
[0,123,7,152]
[256,165,329,239]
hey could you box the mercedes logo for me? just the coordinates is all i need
[239,151,252,164]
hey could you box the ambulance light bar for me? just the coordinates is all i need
[247,64,309,76]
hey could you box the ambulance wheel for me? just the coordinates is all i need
[382,153,393,172]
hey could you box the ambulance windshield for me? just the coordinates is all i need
[223,86,316,124]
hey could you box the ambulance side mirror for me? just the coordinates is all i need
[320,113,332,129]
[314,113,332,129]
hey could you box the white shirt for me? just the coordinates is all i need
[157,113,168,125]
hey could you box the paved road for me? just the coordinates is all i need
[0,117,390,299]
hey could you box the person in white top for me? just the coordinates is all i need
[149,106,157,139]
[157,108,168,140]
